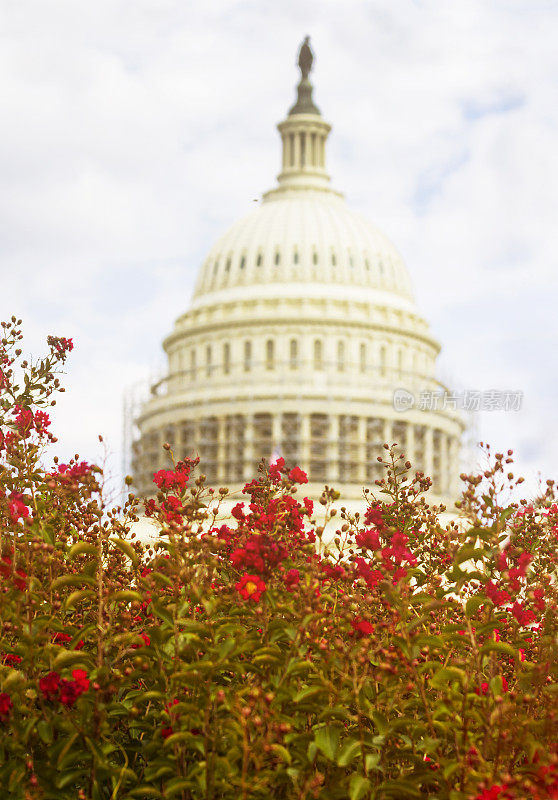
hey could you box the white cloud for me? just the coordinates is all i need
[1,0,557,499]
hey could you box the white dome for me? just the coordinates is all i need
[132,42,464,507]
[193,190,415,303]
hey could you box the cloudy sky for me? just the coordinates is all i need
[2,0,557,500]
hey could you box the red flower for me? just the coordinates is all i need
[7,493,29,524]
[485,581,511,608]
[39,671,61,702]
[364,504,385,531]
[2,653,21,667]
[33,410,51,433]
[355,529,381,550]
[288,466,308,484]
[153,461,192,492]
[284,568,301,590]
[14,405,33,436]
[0,692,13,722]
[236,574,266,603]
[510,601,536,627]
[132,632,151,649]
[72,669,90,693]
[351,617,374,637]
[47,335,74,358]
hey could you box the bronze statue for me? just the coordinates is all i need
[298,36,313,80]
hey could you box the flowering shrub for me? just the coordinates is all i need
[0,316,557,800]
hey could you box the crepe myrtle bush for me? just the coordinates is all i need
[0,317,557,800]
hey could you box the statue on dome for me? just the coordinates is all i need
[298,36,313,80]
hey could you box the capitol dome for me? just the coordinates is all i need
[132,40,464,505]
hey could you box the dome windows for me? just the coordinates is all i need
[331,251,337,267]
[265,339,275,370]
[225,256,232,272]
[239,255,246,270]
[337,340,345,372]
[244,340,252,372]
[223,342,231,374]
[312,250,318,265]
[206,345,212,377]
[213,259,219,276]
[274,250,281,266]
[293,249,299,265]
[360,342,367,373]
[380,345,387,378]
[314,339,323,370]
[256,252,263,267]
[289,338,299,369]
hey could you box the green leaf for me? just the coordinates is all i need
[53,649,89,670]
[37,720,54,744]
[480,641,516,658]
[271,744,291,764]
[56,769,88,788]
[294,684,328,703]
[67,541,98,559]
[365,752,381,771]
[430,667,466,690]
[314,725,340,761]
[110,537,139,564]
[63,589,95,610]
[52,574,96,590]
[465,595,485,619]
[110,590,143,604]
[337,739,361,767]
[349,774,371,800]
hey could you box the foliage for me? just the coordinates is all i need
[0,317,557,800]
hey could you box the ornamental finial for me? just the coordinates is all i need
[289,37,320,116]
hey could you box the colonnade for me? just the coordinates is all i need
[133,412,458,499]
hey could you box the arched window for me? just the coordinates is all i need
[314,339,323,370]
[289,338,298,369]
[293,249,299,265]
[256,252,263,267]
[244,340,252,372]
[331,251,337,267]
[360,342,366,373]
[223,342,231,374]
[312,250,318,265]
[206,345,212,377]
[265,339,275,370]
[239,255,246,270]
[225,256,231,272]
[337,340,345,372]
[274,250,281,266]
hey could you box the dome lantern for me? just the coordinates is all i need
[269,38,336,196]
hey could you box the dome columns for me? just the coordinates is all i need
[276,116,332,190]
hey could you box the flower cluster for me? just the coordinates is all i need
[39,670,90,708]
